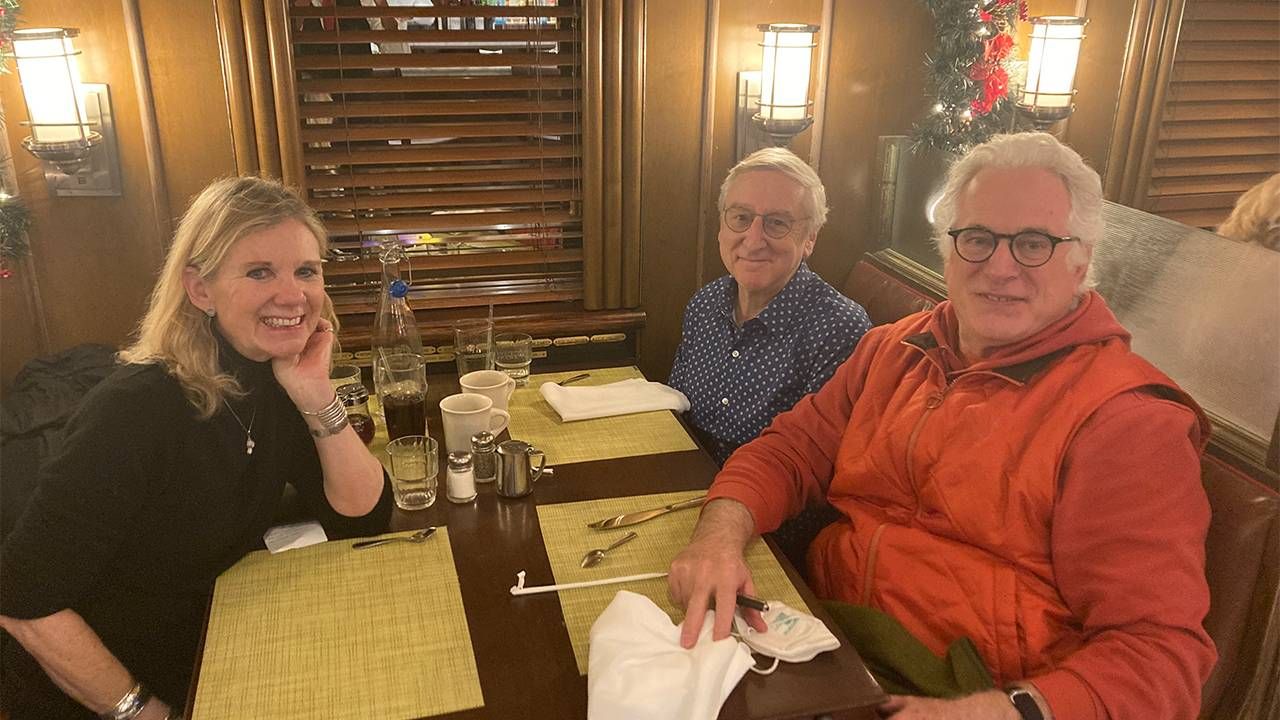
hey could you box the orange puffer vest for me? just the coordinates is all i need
[805,298,1206,685]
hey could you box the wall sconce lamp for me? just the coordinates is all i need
[736,23,819,159]
[1016,16,1088,130]
[12,28,121,196]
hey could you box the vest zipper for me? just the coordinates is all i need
[859,382,949,606]
[906,384,949,513]
[859,522,888,606]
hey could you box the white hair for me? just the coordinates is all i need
[717,147,829,233]
[931,132,1105,291]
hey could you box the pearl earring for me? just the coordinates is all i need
[204,308,216,318]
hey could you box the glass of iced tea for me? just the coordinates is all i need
[374,352,428,441]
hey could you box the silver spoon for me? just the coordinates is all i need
[580,531,638,568]
[352,527,436,550]
[559,373,590,386]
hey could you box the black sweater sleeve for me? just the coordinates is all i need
[1,369,167,619]
[281,412,393,540]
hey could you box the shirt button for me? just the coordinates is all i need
[721,397,730,406]
[731,350,740,358]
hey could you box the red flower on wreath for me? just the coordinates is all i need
[986,33,1014,63]
[969,63,1009,116]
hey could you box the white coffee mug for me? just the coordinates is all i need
[440,392,511,454]
[460,369,517,412]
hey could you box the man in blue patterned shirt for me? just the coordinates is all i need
[669,148,872,464]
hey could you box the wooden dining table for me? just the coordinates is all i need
[187,368,885,720]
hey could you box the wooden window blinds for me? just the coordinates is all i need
[285,1,584,332]
[1145,0,1280,230]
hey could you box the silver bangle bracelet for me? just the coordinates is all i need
[303,394,349,437]
[100,683,149,720]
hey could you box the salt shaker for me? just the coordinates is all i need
[446,451,477,504]
[471,431,497,484]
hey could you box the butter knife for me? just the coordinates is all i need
[586,495,708,530]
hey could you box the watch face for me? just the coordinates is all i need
[1009,689,1045,720]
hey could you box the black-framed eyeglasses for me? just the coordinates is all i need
[947,227,1080,268]
[723,208,805,240]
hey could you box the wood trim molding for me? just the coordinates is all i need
[693,0,720,288]
[241,0,282,177]
[122,0,173,252]
[808,0,834,171]
[582,0,604,308]
[264,0,304,189]
[1103,0,1188,207]
[214,0,259,175]
[603,0,623,307]
[621,0,644,307]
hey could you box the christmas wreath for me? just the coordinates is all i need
[914,0,1026,153]
[0,195,30,277]
[0,0,29,278]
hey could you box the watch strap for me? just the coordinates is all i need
[1008,687,1045,720]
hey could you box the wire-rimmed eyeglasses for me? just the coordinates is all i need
[723,208,806,240]
[947,227,1080,268]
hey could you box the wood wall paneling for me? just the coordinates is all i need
[636,0,711,381]
[0,0,165,386]
[698,1,823,291]
[1062,1,1138,181]
[812,1,935,286]
[0,0,235,389]
[138,0,237,217]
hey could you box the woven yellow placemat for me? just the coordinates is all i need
[507,367,697,465]
[191,529,483,720]
[535,491,811,674]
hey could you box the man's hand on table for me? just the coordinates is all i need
[667,498,768,648]
[878,691,1022,719]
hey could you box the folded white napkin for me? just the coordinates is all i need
[540,377,690,422]
[588,591,753,720]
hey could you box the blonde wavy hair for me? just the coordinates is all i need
[119,176,336,419]
[1217,173,1280,251]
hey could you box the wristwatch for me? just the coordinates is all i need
[1008,687,1045,720]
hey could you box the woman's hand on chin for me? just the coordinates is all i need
[273,318,337,412]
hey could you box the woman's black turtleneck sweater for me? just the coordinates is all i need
[1,336,393,717]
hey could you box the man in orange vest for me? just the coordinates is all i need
[668,132,1215,720]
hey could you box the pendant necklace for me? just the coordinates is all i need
[223,400,257,455]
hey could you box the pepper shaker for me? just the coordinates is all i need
[471,431,497,484]
[446,451,477,504]
[336,382,375,445]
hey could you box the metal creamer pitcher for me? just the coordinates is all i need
[496,439,546,498]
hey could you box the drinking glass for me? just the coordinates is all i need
[453,319,494,376]
[374,352,428,441]
[494,332,533,385]
[329,363,362,392]
[386,435,438,510]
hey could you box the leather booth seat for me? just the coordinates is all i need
[839,259,1280,720]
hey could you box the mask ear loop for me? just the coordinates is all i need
[750,655,781,675]
[730,629,780,675]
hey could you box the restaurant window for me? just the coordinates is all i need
[217,0,643,354]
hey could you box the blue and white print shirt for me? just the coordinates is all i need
[669,262,872,465]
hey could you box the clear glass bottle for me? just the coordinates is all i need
[373,242,424,367]
[447,451,477,503]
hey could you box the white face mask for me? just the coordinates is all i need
[733,600,841,664]
[588,591,755,720]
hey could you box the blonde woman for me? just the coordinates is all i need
[1217,172,1280,251]
[0,177,391,719]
